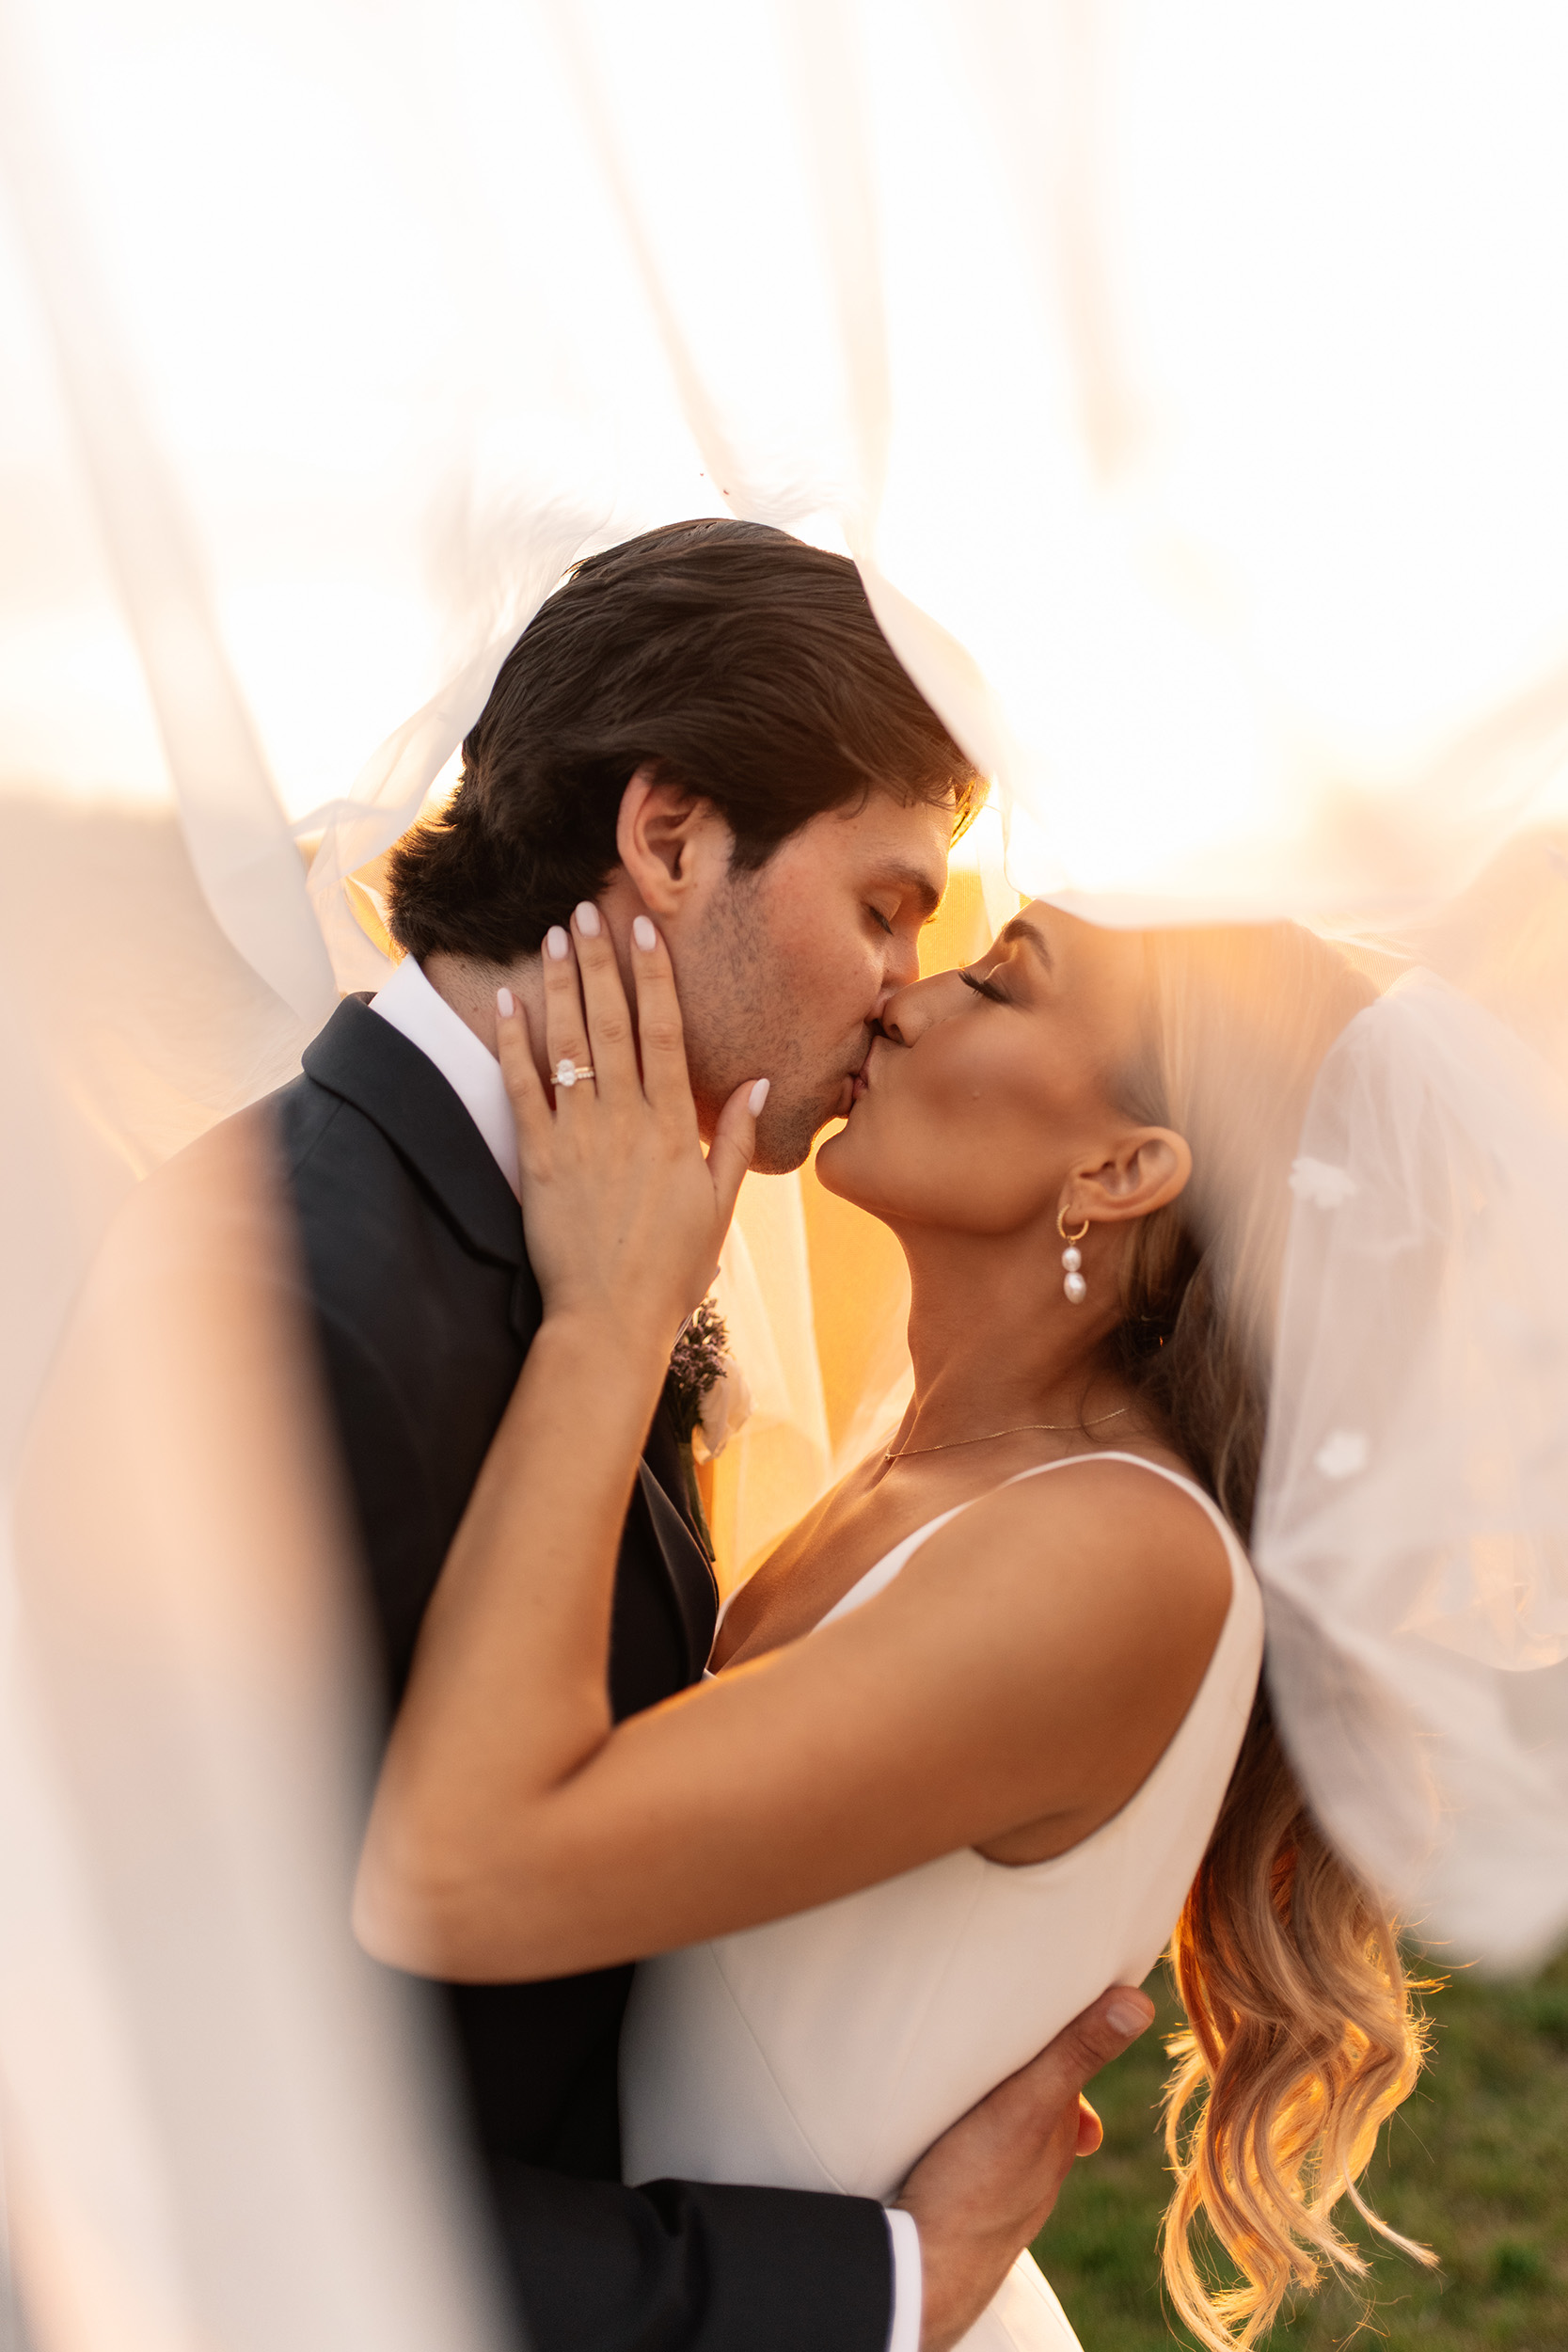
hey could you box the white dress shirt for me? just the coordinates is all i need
[369,951,923,2352]
[370,951,520,1197]
[884,2207,923,2352]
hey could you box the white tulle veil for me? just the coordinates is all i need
[1255,960,1568,1974]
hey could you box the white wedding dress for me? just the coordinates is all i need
[620,1454,1264,2350]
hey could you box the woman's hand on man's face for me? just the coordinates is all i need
[496,901,768,1354]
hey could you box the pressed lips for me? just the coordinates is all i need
[847,1037,882,1106]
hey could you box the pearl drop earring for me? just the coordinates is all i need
[1058,1208,1089,1304]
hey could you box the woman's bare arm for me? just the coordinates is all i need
[353,911,1231,1982]
[359,1439,1228,1979]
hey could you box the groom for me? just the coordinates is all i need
[275,519,1150,2351]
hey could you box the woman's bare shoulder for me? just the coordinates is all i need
[895,1448,1237,1670]
[872,1451,1242,1860]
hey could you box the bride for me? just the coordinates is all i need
[355,898,1429,2351]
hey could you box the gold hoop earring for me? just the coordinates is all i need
[1057,1206,1089,1305]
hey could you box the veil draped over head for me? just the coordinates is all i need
[1257,960,1568,1975]
[3,0,1568,2340]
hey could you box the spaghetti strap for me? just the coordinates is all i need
[993,1450,1251,1600]
[999,1447,1234,1529]
[808,1450,1249,1639]
[713,1452,1247,1655]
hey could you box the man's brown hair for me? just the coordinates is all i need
[386,518,982,962]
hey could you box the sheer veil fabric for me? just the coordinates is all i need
[3,0,1568,2339]
[1258,971,1568,1972]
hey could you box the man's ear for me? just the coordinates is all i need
[1071,1128,1192,1225]
[616,765,729,918]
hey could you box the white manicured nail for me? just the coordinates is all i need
[632,914,657,951]
[749,1078,770,1116]
[496,986,515,1017]
[545,926,569,961]
[575,901,601,938]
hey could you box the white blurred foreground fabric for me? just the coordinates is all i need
[8,2,1568,941]
[3,1,1568,2344]
[3,1088,514,2352]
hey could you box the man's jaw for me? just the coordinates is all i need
[749,1033,876,1170]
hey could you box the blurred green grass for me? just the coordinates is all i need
[1033,1950,1568,2350]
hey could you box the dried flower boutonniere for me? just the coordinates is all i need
[666,1298,752,1551]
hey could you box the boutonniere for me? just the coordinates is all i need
[667,1297,752,1463]
[666,1298,752,1554]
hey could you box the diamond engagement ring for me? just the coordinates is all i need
[553,1057,595,1089]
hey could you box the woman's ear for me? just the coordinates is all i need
[616,766,726,917]
[1072,1128,1192,1225]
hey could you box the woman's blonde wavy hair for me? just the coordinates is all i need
[1108,922,1435,2350]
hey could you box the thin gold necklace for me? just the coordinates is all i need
[884,1405,1132,1465]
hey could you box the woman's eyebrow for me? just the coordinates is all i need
[1000,916,1053,970]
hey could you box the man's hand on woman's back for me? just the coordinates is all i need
[897,1984,1156,2352]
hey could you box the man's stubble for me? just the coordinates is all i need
[676,869,863,1176]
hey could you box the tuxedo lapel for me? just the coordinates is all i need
[637,1454,720,1680]
[302,994,715,1677]
[304,996,525,1267]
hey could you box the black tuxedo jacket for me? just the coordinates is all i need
[269,996,892,2352]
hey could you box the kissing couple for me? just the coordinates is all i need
[274,521,1425,2352]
